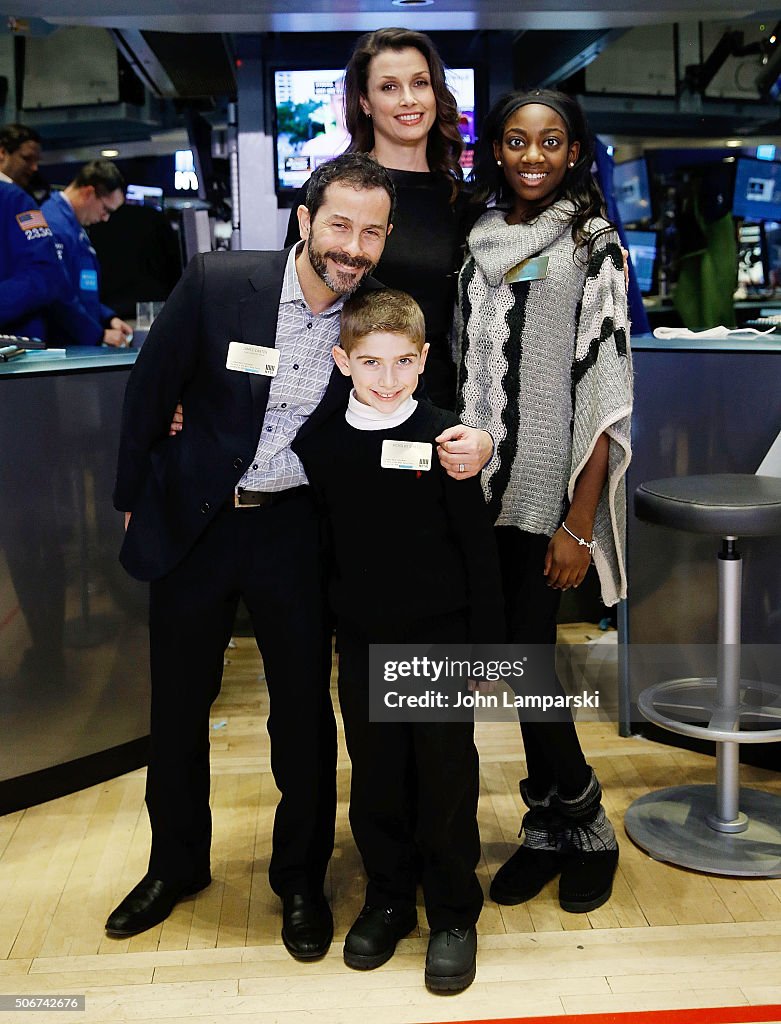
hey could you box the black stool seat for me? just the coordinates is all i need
[635,473,781,537]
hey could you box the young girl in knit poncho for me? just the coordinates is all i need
[456,89,633,913]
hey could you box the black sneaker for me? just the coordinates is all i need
[424,926,477,994]
[343,904,418,970]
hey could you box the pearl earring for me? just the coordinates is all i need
[496,159,502,166]
[569,161,575,167]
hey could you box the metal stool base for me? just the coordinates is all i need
[624,784,781,877]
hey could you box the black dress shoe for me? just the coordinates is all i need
[425,926,477,994]
[343,904,418,970]
[105,873,211,938]
[281,894,333,961]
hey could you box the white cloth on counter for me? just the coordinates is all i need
[652,326,776,339]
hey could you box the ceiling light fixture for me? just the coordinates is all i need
[101,148,119,157]
[392,0,434,6]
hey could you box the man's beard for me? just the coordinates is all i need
[307,237,375,296]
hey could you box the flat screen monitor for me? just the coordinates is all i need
[126,183,164,205]
[733,157,781,222]
[273,66,476,192]
[736,222,768,289]
[764,219,781,286]
[613,157,652,225]
[447,66,476,172]
[624,228,657,295]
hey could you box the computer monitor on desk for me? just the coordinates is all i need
[733,157,781,222]
[736,222,768,290]
[614,158,652,225]
[625,229,657,295]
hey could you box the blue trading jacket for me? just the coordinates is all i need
[42,190,115,345]
[0,180,67,340]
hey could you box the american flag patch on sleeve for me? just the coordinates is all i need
[16,209,49,230]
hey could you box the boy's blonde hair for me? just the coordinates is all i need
[339,289,425,355]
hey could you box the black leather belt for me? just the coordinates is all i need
[233,486,307,508]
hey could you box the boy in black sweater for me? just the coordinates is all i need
[293,289,502,994]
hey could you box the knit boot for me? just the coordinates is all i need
[489,780,564,906]
[556,768,619,914]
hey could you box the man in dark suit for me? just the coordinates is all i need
[106,154,397,959]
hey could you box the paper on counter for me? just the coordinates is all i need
[652,326,776,340]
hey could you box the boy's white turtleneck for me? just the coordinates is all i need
[345,391,418,431]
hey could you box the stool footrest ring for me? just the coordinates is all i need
[637,677,781,743]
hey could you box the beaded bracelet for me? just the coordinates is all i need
[562,522,596,556]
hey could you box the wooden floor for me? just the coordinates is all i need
[2,633,781,1023]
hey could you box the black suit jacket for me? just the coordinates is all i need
[114,247,374,581]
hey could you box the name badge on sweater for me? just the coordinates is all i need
[79,268,98,292]
[381,439,432,472]
[226,341,280,377]
[504,255,549,284]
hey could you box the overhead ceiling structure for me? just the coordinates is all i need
[111,30,236,99]
[3,1,781,156]
[2,0,768,32]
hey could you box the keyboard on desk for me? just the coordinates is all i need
[0,333,46,348]
[0,334,47,361]
[744,314,781,331]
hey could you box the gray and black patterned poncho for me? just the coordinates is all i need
[455,200,633,606]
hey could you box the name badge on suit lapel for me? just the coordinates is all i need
[226,341,280,376]
[504,255,549,284]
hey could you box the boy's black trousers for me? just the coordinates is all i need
[336,611,484,932]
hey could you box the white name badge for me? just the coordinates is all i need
[226,341,280,377]
[381,439,432,472]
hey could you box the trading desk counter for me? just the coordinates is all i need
[0,347,148,812]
